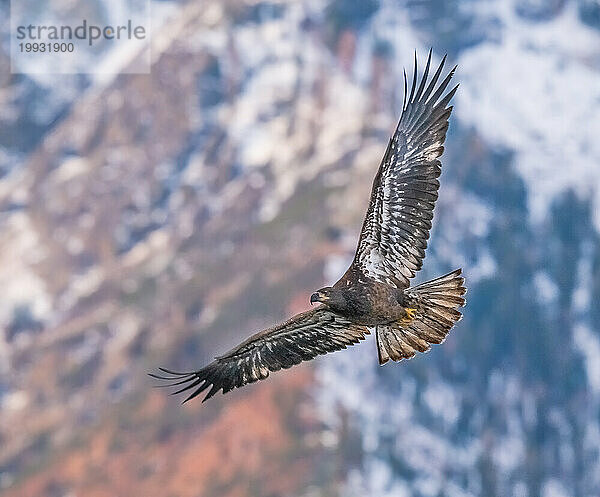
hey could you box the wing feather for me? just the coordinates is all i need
[150,308,369,403]
[349,50,457,288]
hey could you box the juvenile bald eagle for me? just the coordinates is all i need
[151,50,466,403]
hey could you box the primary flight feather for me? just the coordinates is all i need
[151,50,466,403]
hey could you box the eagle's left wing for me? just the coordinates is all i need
[150,308,369,403]
[349,51,458,289]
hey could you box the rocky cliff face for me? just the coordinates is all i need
[1,0,600,496]
[0,1,401,493]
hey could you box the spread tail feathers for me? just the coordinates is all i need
[376,268,466,364]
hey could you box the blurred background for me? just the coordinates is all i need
[1,0,600,496]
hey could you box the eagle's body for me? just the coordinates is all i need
[320,269,409,325]
[152,51,467,402]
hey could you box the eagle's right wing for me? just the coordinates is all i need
[150,308,369,403]
[349,51,458,289]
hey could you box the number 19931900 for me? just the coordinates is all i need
[19,42,74,53]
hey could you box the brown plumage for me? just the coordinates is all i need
[151,50,467,403]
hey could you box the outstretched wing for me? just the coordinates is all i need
[150,308,369,403]
[350,50,458,289]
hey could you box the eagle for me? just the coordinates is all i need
[151,50,466,403]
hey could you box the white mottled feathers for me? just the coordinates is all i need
[352,50,458,288]
[150,308,369,403]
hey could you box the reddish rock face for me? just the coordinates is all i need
[5,368,337,497]
[0,1,387,494]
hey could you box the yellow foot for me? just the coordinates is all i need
[399,308,417,325]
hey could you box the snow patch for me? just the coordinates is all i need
[573,324,600,393]
[457,3,600,230]
[0,213,51,326]
[533,271,559,305]
[542,479,570,497]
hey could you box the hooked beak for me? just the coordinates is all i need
[310,292,328,305]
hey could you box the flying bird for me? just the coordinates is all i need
[151,50,466,403]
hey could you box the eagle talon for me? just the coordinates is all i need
[404,308,417,320]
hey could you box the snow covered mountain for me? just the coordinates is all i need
[317,1,600,496]
[1,0,599,496]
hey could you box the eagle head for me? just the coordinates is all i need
[310,287,346,310]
